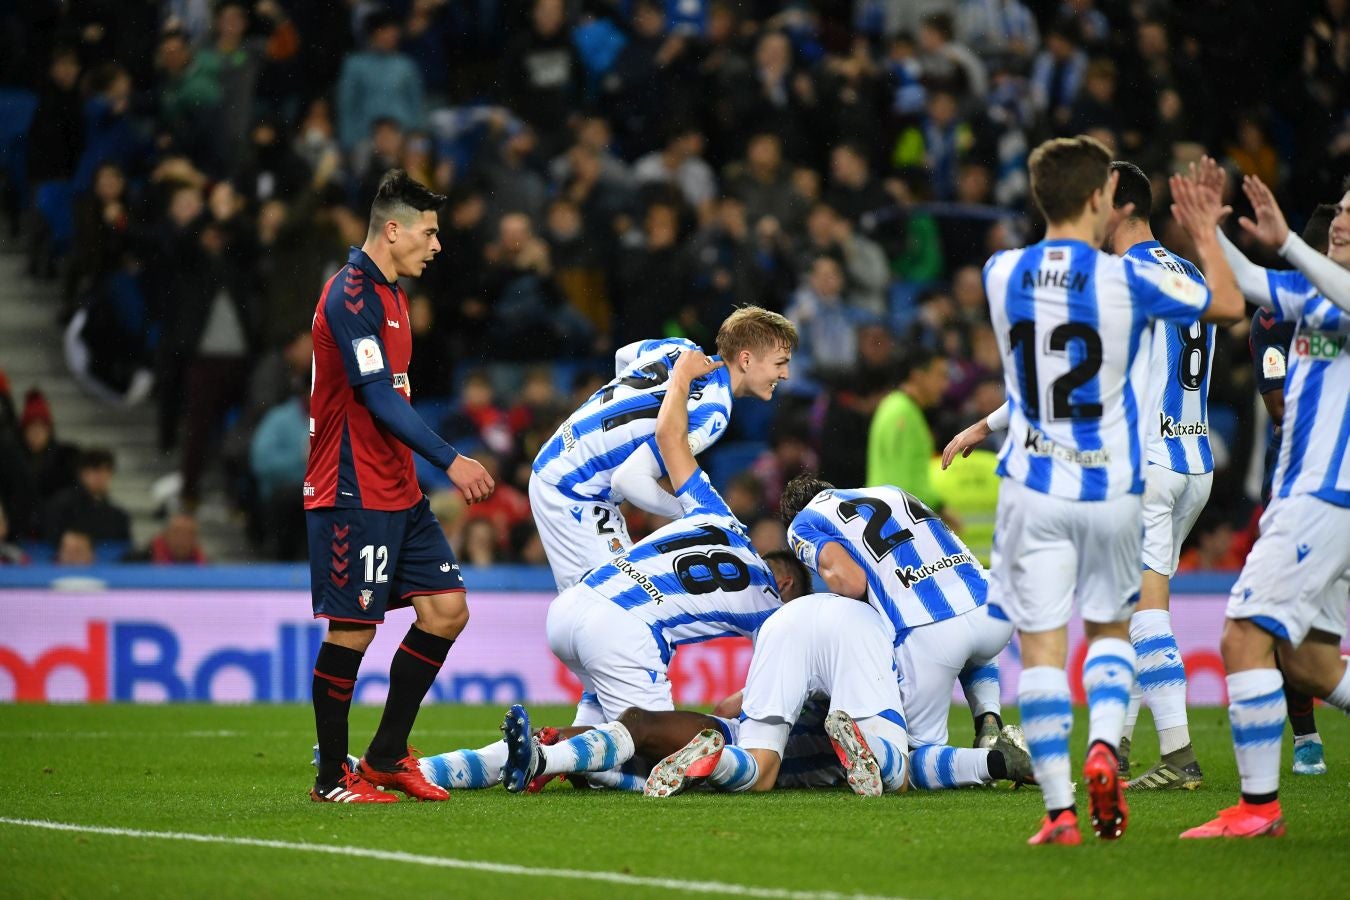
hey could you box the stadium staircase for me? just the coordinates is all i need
[0,241,251,560]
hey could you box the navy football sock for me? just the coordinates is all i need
[312,642,363,786]
[366,626,454,766]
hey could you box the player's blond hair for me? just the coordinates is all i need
[716,306,799,360]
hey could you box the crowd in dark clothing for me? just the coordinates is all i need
[1,0,1345,563]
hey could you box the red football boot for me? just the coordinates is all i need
[1084,742,1128,840]
[1181,802,1285,839]
[358,750,450,801]
[311,764,397,803]
[1027,810,1082,845]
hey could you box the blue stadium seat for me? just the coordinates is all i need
[703,440,767,492]
[34,180,76,255]
[0,88,39,203]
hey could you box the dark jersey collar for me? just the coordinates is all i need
[347,246,394,285]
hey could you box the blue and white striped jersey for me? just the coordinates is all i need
[581,467,782,657]
[984,239,1212,500]
[1254,270,1350,507]
[786,486,988,644]
[532,338,734,501]
[1128,241,1216,474]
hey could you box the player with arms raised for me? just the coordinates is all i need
[1180,163,1350,839]
[306,170,495,803]
[982,137,1242,844]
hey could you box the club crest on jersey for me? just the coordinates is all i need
[1158,413,1207,439]
[608,537,624,553]
[358,589,374,610]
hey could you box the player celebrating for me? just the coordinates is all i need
[779,474,1017,760]
[982,137,1242,845]
[529,308,797,596]
[305,170,495,804]
[1180,166,1350,839]
[1249,204,1337,778]
[502,348,792,790]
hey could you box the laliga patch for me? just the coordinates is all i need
[1261,347,1286,380]
[1158,271,1207,308]
[352,337,384,374]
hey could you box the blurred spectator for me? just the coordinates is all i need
[510,520,549,565]
[233,115,312,206]
[1057,0,1110,48]
[56,529,95,565]
[1029,24,1086,133]
[1225,113,1283,189]
[64,161,130,312]
[293,97,343,174]
[724,472,766,524]
[194,0,277,171]
[723,132,805,233]
[787,256,868,381]
[463,457,532,554]
[141,512,208,564]
[460,516,500,566]
[544,198,611,337]
[751,423,820,515]
[956,0,1039,68]
[1177,510,1246,572]
[336,9,425,152]
[611,201,692,345]
[19,389,79,519]
[892,86,979,203]
[481,212,592,358]
[0,503,28,564]
[825,142,888,225]
[601,0,695,160]
[500,0,585,156]
[867,345,948,511]
[355,117,406,210]
[634,124,718,221]
[26,45,84,194]
[749,516,788,556]
[928,444,999,565]
[72,63,138,192]
[478,118,548,227]
[42,447,130,544]
[442,370,515,456]
[917,12,987,101]
[154,28,220,166]
[795,203,889,315]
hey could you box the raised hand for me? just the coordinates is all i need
[1238,174,1292,248]
[1192,155,1227,198]
[672,349,724,384]
[1169,173,1232,241]
[941,418,992,469]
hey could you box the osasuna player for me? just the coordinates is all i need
[502,349,791,791]
[780,475,1019,761]
[305,170,496,803]
[981,137,1242,845]
[1248,204,1337,778]
[1180,164,1350,840]
[529,309,797,596]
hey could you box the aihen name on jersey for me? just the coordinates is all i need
[614,557,665,603]
[1021,265,1089,293]
[1294,332,1347,361]
[1023,426,1111,466]
[895,550,975,589]
[1158,413,1208,439]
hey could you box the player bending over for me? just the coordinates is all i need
[1177,162,1350,839]
[529,308,797,595]
[780,475,1020,762]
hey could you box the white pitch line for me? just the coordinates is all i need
[0,817,904,900]
[7,728,503,741]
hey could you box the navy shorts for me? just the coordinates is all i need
[307,496,465,623]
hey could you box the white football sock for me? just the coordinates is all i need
[420,740,508,789]
[1083,637,1136,749]
[1131,609,1190,746]
[1227,668,1286,797]
[539,723,635,776]
[1020,665,1074,812]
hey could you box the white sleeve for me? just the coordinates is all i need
[986,401,1010,432]
[1279,231,1350,312]
[1216,228,1276,309]
[610,440,684,519]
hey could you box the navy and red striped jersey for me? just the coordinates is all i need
[304,247,420,511]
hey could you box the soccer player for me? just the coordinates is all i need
[1180,166,1350,839]
[981,137,1242,845]
[1249,203,1336,778]
[502,348,793,789]
[305,169,496,804]
[529,308,797,596]
[780,474,1016,756]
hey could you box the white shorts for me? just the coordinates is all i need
[1227,495,1350,646]
[1141,465,1213,577]
[545,584,673,721]
[897,606,1014,747]
[989,480,1143,632]
[529,476,633,591]
[739,594,905,756]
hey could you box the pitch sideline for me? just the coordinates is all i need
[0,817,906,900]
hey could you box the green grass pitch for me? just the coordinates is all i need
[3,703,1348,899]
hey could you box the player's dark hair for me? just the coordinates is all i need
[1303,203,1338,254]
[780,473,835,523]
[762,550,811,602]
[898,344,940,384]
[716,305,799,360]
[1028,136,1112,224]
[1110,161,1152,220]
[368,169,446,235]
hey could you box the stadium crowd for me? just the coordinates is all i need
[0,0,1343,564]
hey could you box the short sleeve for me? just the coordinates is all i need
[674,467,734,519]
[1125,257,1210,325]
[325,279,390,387]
